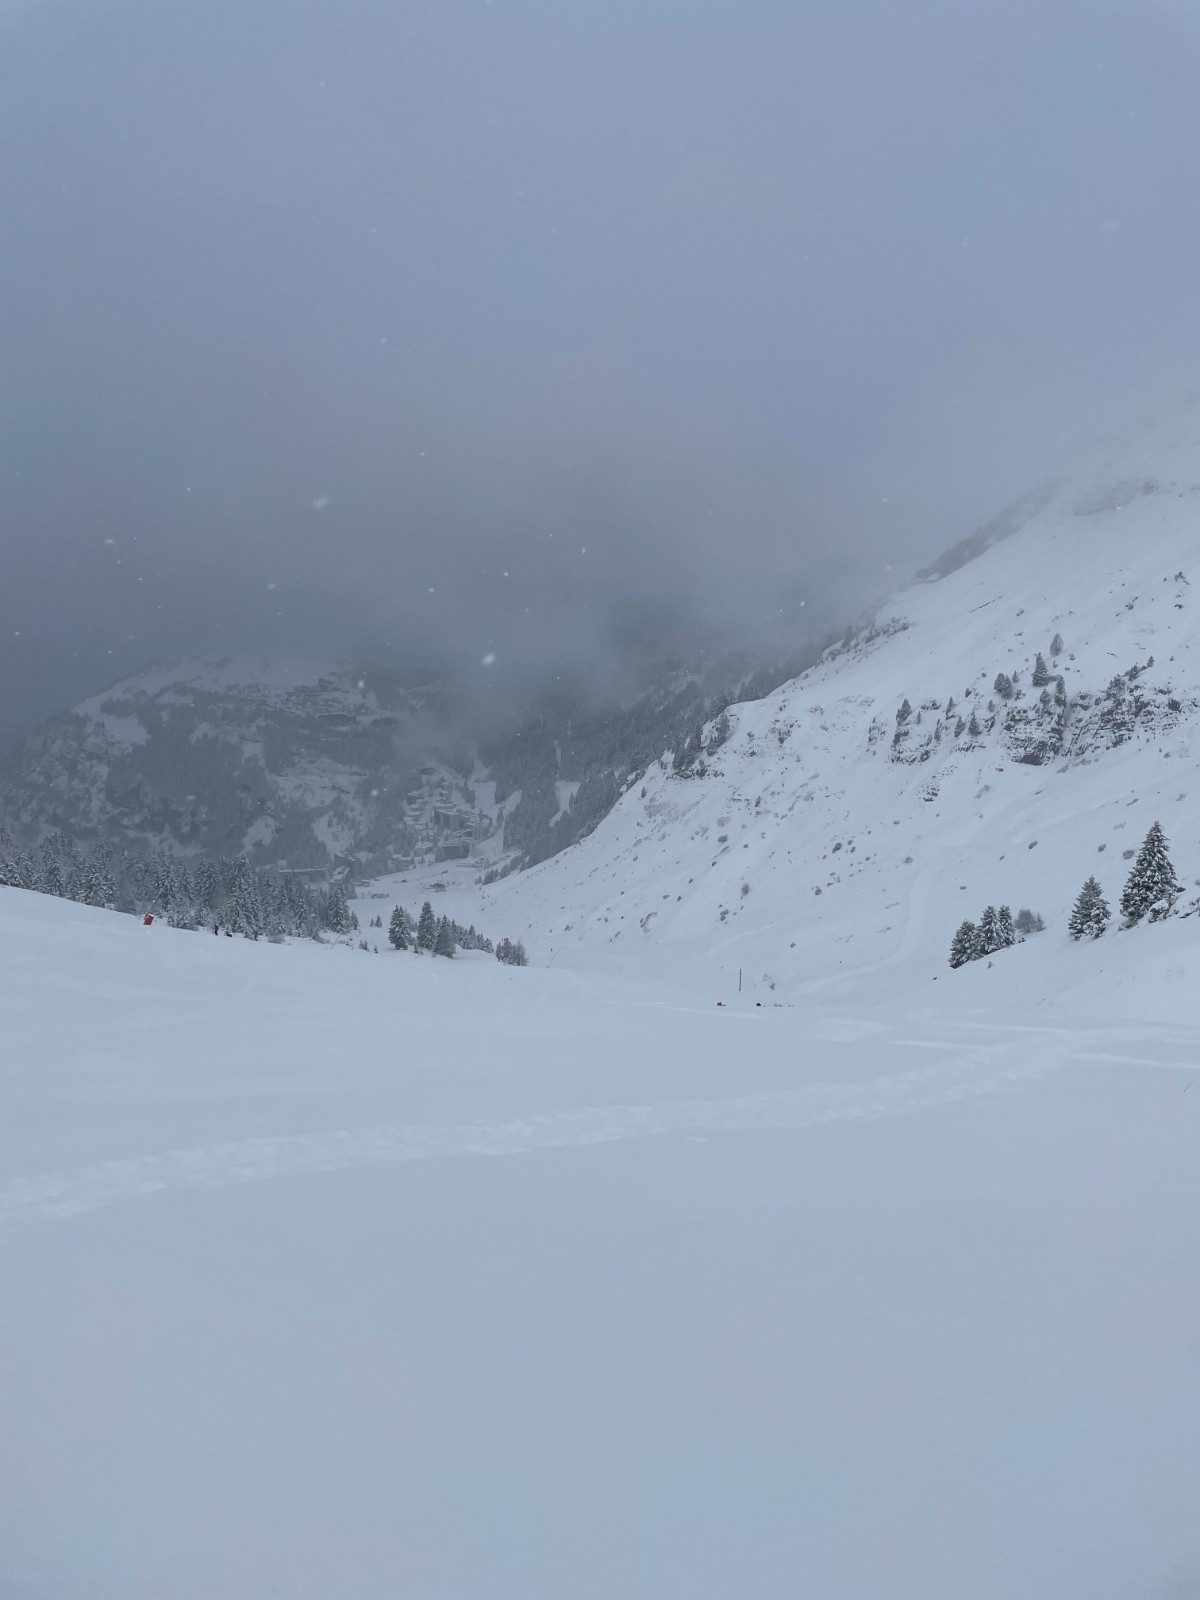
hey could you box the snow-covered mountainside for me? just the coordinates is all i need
[0,648,822,884]
[0,658,491,872]
[376,412,1200,996]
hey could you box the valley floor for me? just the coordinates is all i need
[2,886,1200,1598]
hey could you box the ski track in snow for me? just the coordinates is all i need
[0,1039,1076,1234]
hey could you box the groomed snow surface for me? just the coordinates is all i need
[3,885,1200,1600]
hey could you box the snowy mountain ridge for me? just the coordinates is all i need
[377,408,1200,1001]
[0,656,491,872]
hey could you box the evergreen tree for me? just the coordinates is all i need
[949,920,979,968]
[1014,907,1045,935]
[388,905,410,950]
[996,905,1016,948]
[434,916,456,957]
[416,900,437,951]
[282,874,315,936]
[228,862,264,938]
[193,857,222,915]
[993,673,1014,701]
[152,855,180,915]
[1031,653,1051,687]
[176,862,196,913]
[977,905,1001,955]
[1068,876,1110,940]
[322,884,353,936]
[967,711,982,737]
[258,878,287,939]
[706,710,732,753]
[79,847,115,908]
[672,723,705,774]
[1120,821,1180,925]
[1050,633,1064,657]
[40,844,66,899]
[118,854,152,914]
[9,849,36,890]
[43,857,67,898]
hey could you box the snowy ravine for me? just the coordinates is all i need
[3,887,1200,1599]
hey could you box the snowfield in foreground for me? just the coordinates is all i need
[3,886,1200,1599]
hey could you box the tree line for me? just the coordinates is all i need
[383,900,527,964]
[0,827,354,941]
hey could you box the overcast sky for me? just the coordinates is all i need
[4,0,1200,726]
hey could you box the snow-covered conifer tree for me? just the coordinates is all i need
[1068,877,1110,940]
[228,862,264,938]
[1120,822,1180,925]
[8,850,36,890]
[152,856,180,916]
[434,916,456,957]
[416,900,437,951]
[977,905,1001,955]
[79,847,115,908]
[996,905,1015,948]
[949,920,979,968]
[193,857,221,916]
[322,884,353,936]
[40,843,66,899]
[495,936,528,967]
[388,905,410,950]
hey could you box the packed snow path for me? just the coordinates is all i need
[3,890,1200,1600]
[8,1017,1199,1237]
[0,1028,1072,1232]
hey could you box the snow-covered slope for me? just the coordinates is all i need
[380,413,1200,1002]
[3,885,1200,1598]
